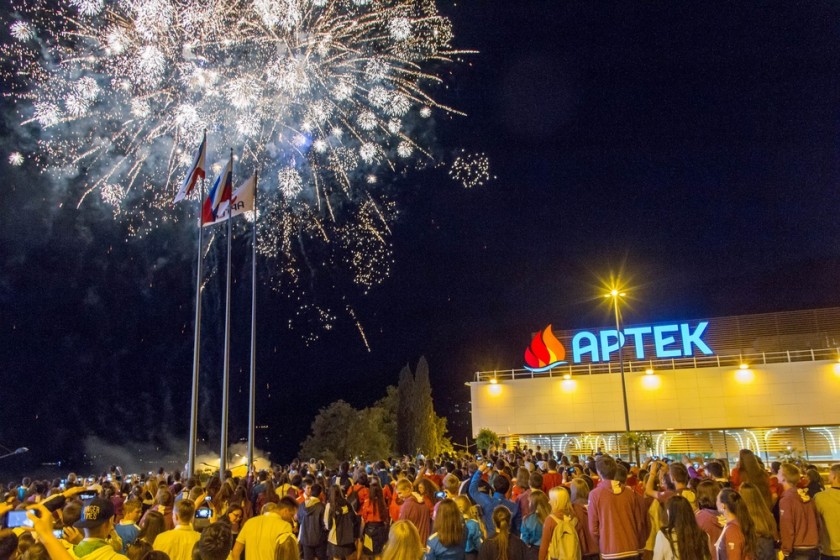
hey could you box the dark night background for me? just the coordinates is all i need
[2,1,840,477]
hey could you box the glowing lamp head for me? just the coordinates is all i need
[645,368,654,375]
[563,373,571,380]
[489,377,498,385]
[735,368,754,384]
[739,363,749,370]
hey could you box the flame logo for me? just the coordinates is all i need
[524,325,567,372]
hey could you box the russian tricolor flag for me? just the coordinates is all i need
[201,156,233,226]
[173,133,206,203]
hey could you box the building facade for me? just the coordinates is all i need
[468,308,840,464]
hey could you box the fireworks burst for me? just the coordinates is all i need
[2,0,474,341]
[450,151,494,189]
[8,152,25,166]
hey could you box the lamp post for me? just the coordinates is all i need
[0,446,29,460]
[605,289,631,433]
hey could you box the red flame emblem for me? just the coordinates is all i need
[524,325,567,371]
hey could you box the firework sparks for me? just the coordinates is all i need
[450,151,494,189]
[2,0,473,340]
[8,152,25,166]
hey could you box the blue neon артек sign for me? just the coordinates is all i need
[524,321,714,371]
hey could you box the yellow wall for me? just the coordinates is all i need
[470,360,840,436]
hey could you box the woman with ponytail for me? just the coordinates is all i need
[478,507,527,560]
[716,489,757,560]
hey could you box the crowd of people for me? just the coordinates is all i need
[1,447,838,560]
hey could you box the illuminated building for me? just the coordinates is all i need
[468,308,840,464]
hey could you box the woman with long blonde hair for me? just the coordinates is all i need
[425,499,466,560]
[453,495,483,560]
[521,491,550,560]
[538,487,580,560]
[382,520,424,560]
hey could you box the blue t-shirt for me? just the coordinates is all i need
[425,532,466,560]
[465,518,483,553]
[520,513,542,546]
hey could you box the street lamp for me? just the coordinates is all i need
[0,445,29,461]
[605,289,630,432]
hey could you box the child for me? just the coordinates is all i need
[115,499,143,554]
[454,495,483,560]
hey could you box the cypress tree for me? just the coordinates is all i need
[396,364,415,454]
[413,356,437,455]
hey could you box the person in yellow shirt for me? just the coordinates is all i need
[232,498,296,560]
[152,500,199,560]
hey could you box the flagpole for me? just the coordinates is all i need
[220,148,233,480]
[247,171,258,471]
[187,130,206,478]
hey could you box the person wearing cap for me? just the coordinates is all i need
[152,499,199,560]
[69,497,129,560]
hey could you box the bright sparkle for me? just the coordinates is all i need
[10,21,35,42]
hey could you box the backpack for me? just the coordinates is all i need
[330,503,356,547]
[300,502,326,546]
[547,514,582,560]
[276,532,299,560]
[347,489,361,513]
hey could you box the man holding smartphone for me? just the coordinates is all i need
[468,461,520,538]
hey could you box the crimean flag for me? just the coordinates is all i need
[201,156,233,226]
[205,173,256,226]
[173,133,206,203]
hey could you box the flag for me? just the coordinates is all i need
[204,172,256,226]
[201,156,233,225]
[173,133,206,203]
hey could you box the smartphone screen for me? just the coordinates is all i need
[195,507,212,519]
[6,510,33,528]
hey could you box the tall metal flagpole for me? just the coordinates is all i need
[187,131,206,478]
[247,172,258,470]
[220,149,233,480]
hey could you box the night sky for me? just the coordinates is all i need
[2,1,840,477]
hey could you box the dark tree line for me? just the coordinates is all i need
[299,356,452,463]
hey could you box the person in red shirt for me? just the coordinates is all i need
[512,468,529,502]
[541,460,563,494]
[716,488,757,560]
[421,460,444,489]
[588,455,648,560]
[777,464,819,560]
[396,479,430,545]
[695,480,723,560]
[360,478,389,560]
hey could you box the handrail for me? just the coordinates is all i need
[473,347,840,382]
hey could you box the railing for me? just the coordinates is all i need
[473,347,840,382]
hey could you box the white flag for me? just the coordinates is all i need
[173,133,206,203]
[205,173,256,226]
